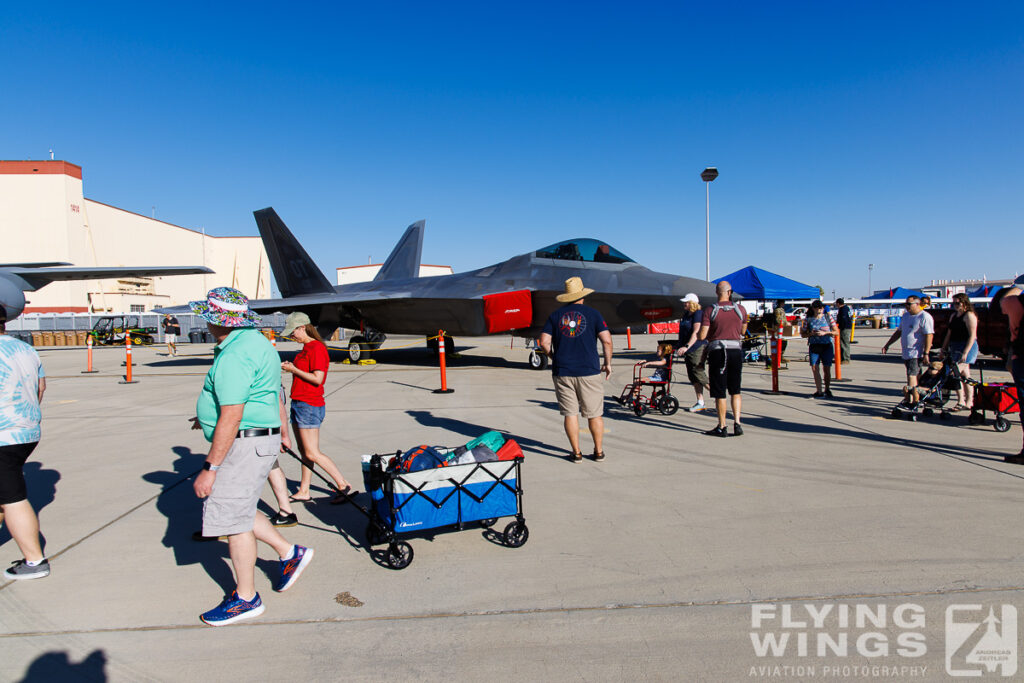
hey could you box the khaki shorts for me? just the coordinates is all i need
[552,374,605,418]
[202,433,280,537]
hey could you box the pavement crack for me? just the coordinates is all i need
[4,584,1023,639]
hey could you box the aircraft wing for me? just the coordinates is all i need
[11,265,213,290]
[248,290,415,313]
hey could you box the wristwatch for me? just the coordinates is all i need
[203,462,221,472]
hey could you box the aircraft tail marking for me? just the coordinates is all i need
[373,220,425,282]
[253,208,335,298]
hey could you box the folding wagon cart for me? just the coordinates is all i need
[360,451,528,569]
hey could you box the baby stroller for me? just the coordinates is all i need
[742,332,765,364]
[616,356,680,417]
[889,356,960,422]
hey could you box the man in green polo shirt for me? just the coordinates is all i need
[188,287,314,626]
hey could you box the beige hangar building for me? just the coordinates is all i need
[0,160,271,313]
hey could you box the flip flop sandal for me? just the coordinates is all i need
[330,486,355,504]
[288,494,313,503]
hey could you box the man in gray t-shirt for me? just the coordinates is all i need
[882,296,934,388]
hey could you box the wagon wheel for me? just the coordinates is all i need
[994,416,1011,433]
[386,541,414,569]
[633,401,649,417]
[503,521,529,548]
[659,395,679,416]
[365,522,387,546]
[479,518,498,528]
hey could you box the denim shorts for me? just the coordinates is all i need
[949,341,978,365]
[290,400,326,428]
[808,343,834,367]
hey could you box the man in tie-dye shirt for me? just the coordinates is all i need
[0,306,49,580]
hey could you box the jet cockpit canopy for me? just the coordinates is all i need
[534,238,634,265]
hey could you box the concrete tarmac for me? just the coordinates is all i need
[1,330,1022,682]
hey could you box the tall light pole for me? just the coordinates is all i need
[868,263,874,297]
[701,167,718,281]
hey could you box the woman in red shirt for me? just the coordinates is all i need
[280,313,354,503]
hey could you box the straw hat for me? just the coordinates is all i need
[556,277,595,303]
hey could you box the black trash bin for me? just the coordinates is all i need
[203,330,215,343]
[188,329,203,344]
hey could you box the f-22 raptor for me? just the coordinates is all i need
[250,208,718,369]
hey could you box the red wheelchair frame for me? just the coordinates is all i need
[615,356,680,417]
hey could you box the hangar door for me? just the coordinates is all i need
[482,290,533,333]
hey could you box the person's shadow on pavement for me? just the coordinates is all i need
[142,447,277,595]
[405,410,563,458]
[17,649,107,683]
[0,461,60,552]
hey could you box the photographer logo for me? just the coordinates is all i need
[945,605,1017,677]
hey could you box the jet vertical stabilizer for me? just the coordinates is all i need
[373,220,425,282]
[253,207,335,298]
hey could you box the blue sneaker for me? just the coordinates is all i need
[275,545,314,592]
[200,591,264,626]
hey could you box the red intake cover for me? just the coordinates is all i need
[641,307,673,320]
[483,290,533,333]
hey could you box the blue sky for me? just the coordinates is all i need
[3,2,1021,297]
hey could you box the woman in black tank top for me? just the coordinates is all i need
[942,293,978,410]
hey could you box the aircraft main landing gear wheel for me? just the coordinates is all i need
[528,351,548,370]
[348,335,370,362]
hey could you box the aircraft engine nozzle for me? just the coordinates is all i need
[0,274,27,320]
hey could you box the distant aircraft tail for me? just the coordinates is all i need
[253,208,335,298]
[373,220,425,282]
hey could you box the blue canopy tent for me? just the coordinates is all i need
[864,287,925,300]
[713,266,819,300]
[967,284,1003,298]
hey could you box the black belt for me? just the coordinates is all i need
[236,427,281,439]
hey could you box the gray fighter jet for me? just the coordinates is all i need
[0,264,213,320]
[250,208,719,369]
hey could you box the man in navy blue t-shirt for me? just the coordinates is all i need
[539,277,613,463]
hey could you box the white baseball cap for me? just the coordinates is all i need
[680,293,699,304]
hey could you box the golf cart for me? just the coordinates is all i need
[89,316,156,345]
